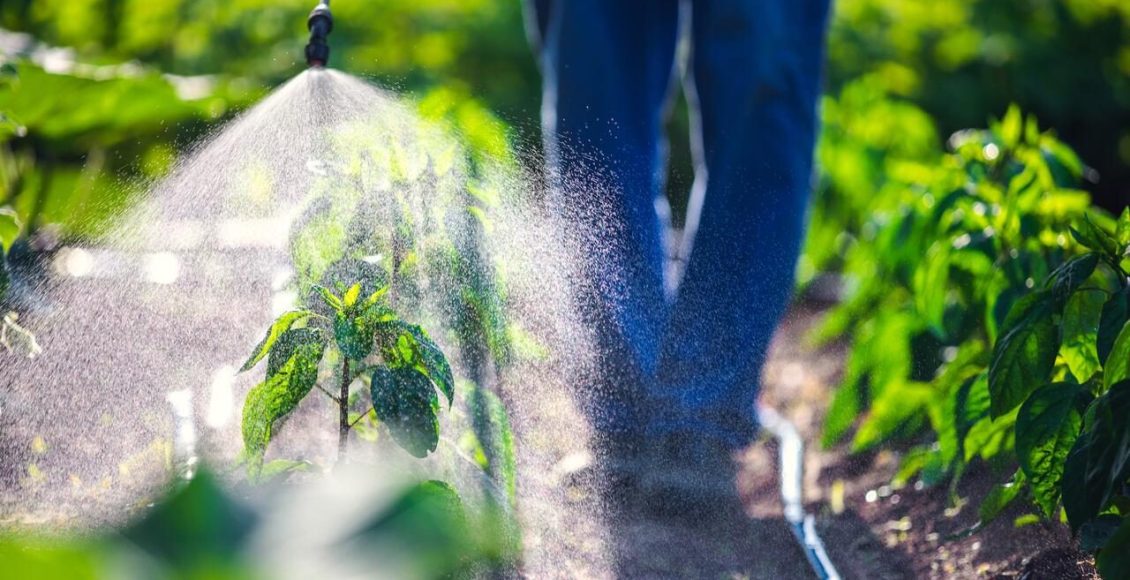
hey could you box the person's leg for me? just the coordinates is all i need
[652,0,832,447]
[533,0,681,435]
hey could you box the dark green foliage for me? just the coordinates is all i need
[988,291,1060,418]
[371,366,441,458]
[1015,384,1086,517]
[1062,381,1130,531]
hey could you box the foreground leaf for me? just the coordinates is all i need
[1062,380,1130,530]
[1105,321,1130,389]
[1015,383,1086,517]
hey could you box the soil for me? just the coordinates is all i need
[742,303,1099,580]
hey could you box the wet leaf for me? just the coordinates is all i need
[979,469,1025,524]
[370,366,440,458]
[240,310,311,372]
[0,208,20,253]
[242,334,325,467]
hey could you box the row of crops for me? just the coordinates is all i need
[807,80,1130,577]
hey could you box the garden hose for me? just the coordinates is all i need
[305,1,333,67]
[758,405,841,580]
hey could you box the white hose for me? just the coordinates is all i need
[758,405,841,580]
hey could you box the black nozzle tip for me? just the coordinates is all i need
[305,1,332,67]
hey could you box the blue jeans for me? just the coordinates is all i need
[529,0,830,448]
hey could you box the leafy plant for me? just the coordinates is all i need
[983,210,1129,576]
[238,280,454,474]
[813,98,1130,577]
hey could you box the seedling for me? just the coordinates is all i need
[238,281,454,475]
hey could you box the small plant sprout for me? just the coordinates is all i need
[238,281,454,477]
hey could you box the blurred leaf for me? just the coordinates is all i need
[122,470,256,574]
[0,208,21,253]
[979,469,1026,524]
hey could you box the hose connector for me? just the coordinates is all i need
[305,1,333,67]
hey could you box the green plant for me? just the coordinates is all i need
[238,280,454,475]
[812,98,1130,577]
[981,210,1129,576]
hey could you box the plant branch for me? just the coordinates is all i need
[349,406,375,428]
[315,384,341,403]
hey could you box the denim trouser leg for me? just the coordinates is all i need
[651,0,831,447]
[535,0,681,434]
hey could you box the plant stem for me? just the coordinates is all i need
[338,358,351,463]
[349,405,374,428]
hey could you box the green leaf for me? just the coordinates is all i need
[0,208,20,253]
[257,459,313,483]
[979,469,1026,524]
[314,284,343,312]
[1060,289,1105,382]
[988,291,1060,417]
[1098,288,1130,362]
[401,324,455,405]
[1116,207,1130,247]
[335,310,376,361]
[1000,104,1022,148]
[1105,321,1130,389]
[240,310,312,372]
[370,366,441,458]
[242,334,325,467]
[1070,214,1120,259]
[1061,380,1130,531]
[852,381,930,452]
[362,285,389,309]
[266,328,322,377]
[1047,253,1098,304]
[1096,516,1130,578]
[1015,383,1086,517]
[913,241,950,334]
[955,373,991,460]
[342,283,362,310]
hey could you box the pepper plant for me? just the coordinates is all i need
[979,209,1130,577]
[239,280,454,475]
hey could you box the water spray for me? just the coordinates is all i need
[305,0,333,67]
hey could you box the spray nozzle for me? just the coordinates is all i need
[305,1,333,67]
